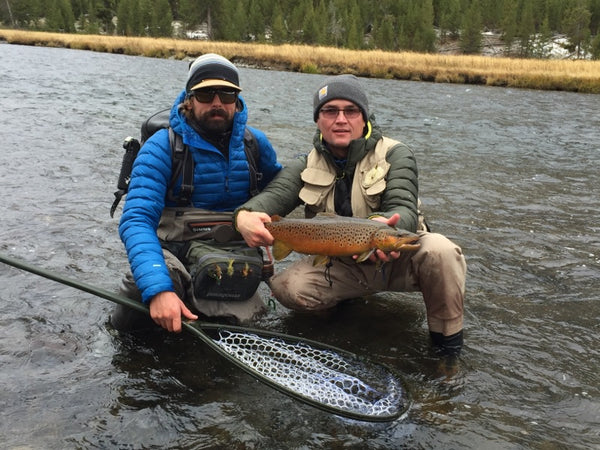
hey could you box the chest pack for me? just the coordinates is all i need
[155,207,269,303]
[110,108,261,218]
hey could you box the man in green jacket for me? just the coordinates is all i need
[235,74,466,356]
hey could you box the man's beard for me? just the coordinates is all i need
[197,108,233,133]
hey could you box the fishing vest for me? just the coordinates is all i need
[299,136,396,218]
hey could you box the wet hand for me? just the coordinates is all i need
[371,248,400,262]
[370,213,400,227]
[367,214,401,262]
[149,291,198,333]
[236,210,274,248]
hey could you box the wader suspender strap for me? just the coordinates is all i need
[166,127,194,206]
[243,128,262,197]
[166,128,261,205]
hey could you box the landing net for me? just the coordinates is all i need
[213,329,406,421]
[0,253,407,421]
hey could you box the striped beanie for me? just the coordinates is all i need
[186,53,241,93]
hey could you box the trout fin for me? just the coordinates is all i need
[355,249,375,263]
[271,240,293,261]
[312,255,331,266]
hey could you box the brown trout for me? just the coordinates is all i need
[264,214,420,265]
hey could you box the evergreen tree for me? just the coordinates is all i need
[70,0,84,21]
[439,0,462,41]
[501,0,518,55]
[518,0,536,57]
[562,1,592,58]
[33,0,47,28]
[45,0,76,31]
[45,0,63,30]
[116,0,131,35]
[300,0,325,45]
[120,0,141,35]
[373,14,396,51]
[81,0,100,33]
[178,0,206,34]
[270,4,287,44]
[61,0,76,31]
[480,0,503,29]
[212,0,245,41]
[139,0,152,35]
[590,31,600,58]
[590,0,600,34]
[326,0,344,47]
[530,0,549,29]
[414,0,436,52]
[136,0,149,35]
[396,0,412,50]
[311,0,327,46]
[460,0,482,54]
[3,0,600,59]
[532,16,552,58]
[150,0,172,37]
[345,0,363,49]
[288,0,309,42]
[546,0,565,32]
[248,0,265,41]
[97,0,118,34]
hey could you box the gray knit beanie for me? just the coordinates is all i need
[186,53,241,93]
[313,74,369,122]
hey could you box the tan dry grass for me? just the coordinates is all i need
[2,29,599,93]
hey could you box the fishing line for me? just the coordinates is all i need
[0,252,409,422]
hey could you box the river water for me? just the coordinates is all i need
[0,43,599,449]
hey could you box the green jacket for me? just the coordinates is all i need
[235,116,419,232]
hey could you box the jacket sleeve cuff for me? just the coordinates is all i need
[233,207,253,231]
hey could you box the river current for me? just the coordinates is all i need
[0,43,599,449]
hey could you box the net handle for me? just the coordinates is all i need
[0,253,407,422]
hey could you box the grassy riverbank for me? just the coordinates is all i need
[2,29,600,93]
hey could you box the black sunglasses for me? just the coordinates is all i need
[191,89,238,104]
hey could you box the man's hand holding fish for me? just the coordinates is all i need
[235,209,274,248]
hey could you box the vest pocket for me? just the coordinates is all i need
[362,178,386,210]
[299,168,335,206]
[360,162,388,210]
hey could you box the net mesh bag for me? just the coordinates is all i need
[214,329,406,420]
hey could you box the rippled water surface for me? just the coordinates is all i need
[1,43,599,449]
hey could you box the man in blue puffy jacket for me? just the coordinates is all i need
[111,54,282,333]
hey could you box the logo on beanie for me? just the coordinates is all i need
[318,85,328,101]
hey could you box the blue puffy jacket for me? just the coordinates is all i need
[119,90,282,304]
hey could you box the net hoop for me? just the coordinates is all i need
[185,321,410,422]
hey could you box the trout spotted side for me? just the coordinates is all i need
[264,214,420,265]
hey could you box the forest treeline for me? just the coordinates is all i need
[2,0,600,59]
